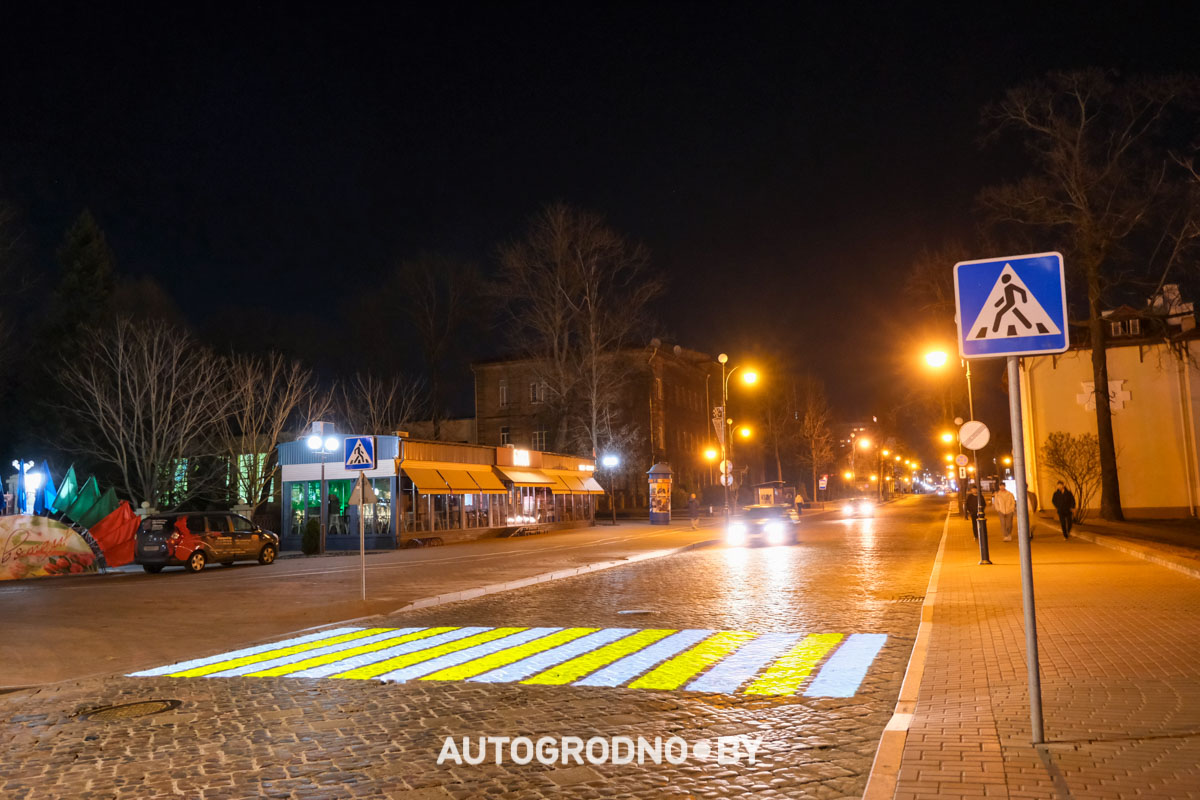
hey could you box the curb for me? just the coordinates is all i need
[862,510,951,800]
[1070,528,1200,580]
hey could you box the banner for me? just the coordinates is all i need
[0,516,98,580]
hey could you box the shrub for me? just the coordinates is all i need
[301,518,320,555]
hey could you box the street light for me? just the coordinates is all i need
[601,454,620,525]
[737,426,752,439]
[940,431,954,443]
[306,428,340,554]
[716,353,760,521]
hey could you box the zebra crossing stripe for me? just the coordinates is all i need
[127,627,363,677]
[245,627,456,677]
[743,633,844,695]
[421,628,598,683]
[803,633,888,698]
[380,628,563,683]
[468,628,638,684]
[628,631,759,691]
[685,631,802,693]
[288,628,490,678]
[332,628,529,680]
[129,625,889,697]
[574,630,712,688]
[522,629,676,686]
[170,628,393,678]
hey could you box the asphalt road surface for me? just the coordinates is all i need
[0,495,946,799]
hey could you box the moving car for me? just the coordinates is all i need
[725,504,800,546]
[135,512,280,573]
[842,496,876,517]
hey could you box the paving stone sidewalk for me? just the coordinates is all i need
[893,513,1200,799]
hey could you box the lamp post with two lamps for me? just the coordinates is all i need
[306,427,340,554]
[716,353,758,521]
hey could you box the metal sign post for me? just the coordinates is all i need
[955,251,1066,745]
[348,471,378,603]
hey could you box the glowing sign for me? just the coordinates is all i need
[513,449,531,467]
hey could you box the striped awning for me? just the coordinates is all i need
[580,476,607,495]
[437,468,479,493]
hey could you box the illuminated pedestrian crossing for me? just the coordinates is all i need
[130,625,888,697]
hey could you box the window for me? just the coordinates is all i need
[530,382,545,404]
[1128,318,1140,335]
[1111,321,1124,336]
[500,426,511,446]
[533,429,548,450]
[499,379,508,408]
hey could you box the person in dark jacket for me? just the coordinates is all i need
[964,487,980,538]
[1051,481,1076,539]
[687,493,700,530]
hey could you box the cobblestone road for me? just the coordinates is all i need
[0,497,945,799]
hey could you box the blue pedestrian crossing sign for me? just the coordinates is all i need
[343,436,376,470]
[954,251,1069,359]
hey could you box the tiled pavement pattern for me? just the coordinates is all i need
[0,498,945,799]
[128,625,888,697]
[894,513,1200,800]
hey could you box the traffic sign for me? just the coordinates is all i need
[954,252,1068,359]
[344,436,376,470]
[958,420,990,451]
[955,454,969,467]
[818,475,828,490]
[719,460,733,474]
[719,474,733,487]
[349,473,378,505]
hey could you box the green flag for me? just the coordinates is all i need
[62,476,100,525]
[77,487,119,529]
[52,465,79,514]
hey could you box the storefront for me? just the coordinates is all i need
[278,436,602,550]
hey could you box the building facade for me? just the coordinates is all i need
[472,345,718,508]
[277,436,603,550]
[1019,289,1200,518]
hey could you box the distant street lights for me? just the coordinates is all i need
[306,428,340,554]
[602,454,620,525]
[716,354,759,521]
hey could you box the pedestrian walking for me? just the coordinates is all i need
[1052,481,1076,539]
[991,484,1016,541]
[687,493,700,530]
[964,487,980,539]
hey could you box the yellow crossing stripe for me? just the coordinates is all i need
[743,633,844,695]
[246,627,459,677]
[522,629,676,686]
[331,628,529,680]
[628,630,759,691]
[170,628,395,677]
[420,628,598,682]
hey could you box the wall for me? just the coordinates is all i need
[1021,340,1200,517]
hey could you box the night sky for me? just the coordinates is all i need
[4,3,1200,434]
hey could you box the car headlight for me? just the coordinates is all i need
[764,522,785,544]
[857,501,874,515]
[842,504,854,515]
[726,523,747,545]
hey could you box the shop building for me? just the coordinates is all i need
[277,435,603,550]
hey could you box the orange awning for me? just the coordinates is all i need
[494,467,555,487]
[466,468,508,495]
[402,466,450,494]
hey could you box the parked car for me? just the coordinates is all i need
[725,504,801,546]
[135,512,280,574]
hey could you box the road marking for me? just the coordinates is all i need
[684,631,802,693]
[170,628,392,678]
[246,627,456,677]
[131,624,887,697]
[421,628,597,682]
[628,630,758,690]
[803,633,888,697]
[743,633,844,695]
[573,630,712,688]
[332,628,528,680]
[522,629,677,686]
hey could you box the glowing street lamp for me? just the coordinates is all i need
[924,349,949,368]
[940,431,954,443]
[703,448,718,462]
[737,426,752,439]
[601,454,620,524]
[305,427,341,554]
[843,471,853,481]
[716,353,760,520]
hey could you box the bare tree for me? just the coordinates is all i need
[395,254,483,438]
[224,353,331,516]
[336,372,427,436]
[497,203,663,456]
[795,377,835,501]
[55,318,233,509]
[979,69,1196,521]
[1042,431,1102,522]
[0,198,32,372]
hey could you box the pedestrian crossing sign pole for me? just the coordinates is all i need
[954,251,1066,745]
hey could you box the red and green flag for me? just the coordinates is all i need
[88,500,140,567]
[77,487,119,529]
